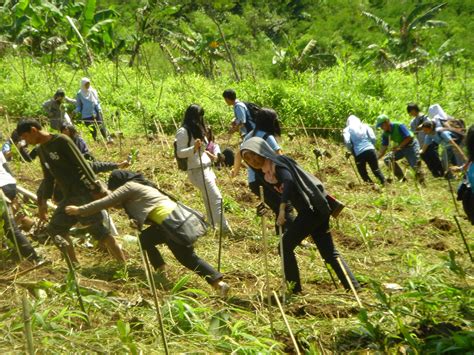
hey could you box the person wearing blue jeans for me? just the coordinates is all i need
[376,114,424,183]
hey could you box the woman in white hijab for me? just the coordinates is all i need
[342,115,385,185]
[343,115,385,184]
[75,78,112,142]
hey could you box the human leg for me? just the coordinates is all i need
[384,152,405,180]
[365,149,385,184]
[422,143,444,177]
[355,150,372,183]
[188,167,228,230]
[83,119,98,141]
[139,225,167,269]
[309,218,359,290]
[2,210,39,261]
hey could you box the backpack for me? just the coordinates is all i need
[242,101,261,132]
[436,116,466,138]
[174,126,191,171]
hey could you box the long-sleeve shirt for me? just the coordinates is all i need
[77,181,173,229]
[409,114,430,145]
[342,125,376,156]
[42,97,76,130]
[75,90,101,119]
[175,127,212,171]
[36,134,101,201]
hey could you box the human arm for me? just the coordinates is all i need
[377,145,388,159]
[65,96,77,105]
[367,126,376,145]
[67,184,134,216]
[75,93,82,114]
[342,129,352,151]
[447,139,468,163]
[394,136,413,151]
[276,167,295,226]
[176,128,197,158]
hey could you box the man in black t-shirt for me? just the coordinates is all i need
[17,119,125,264]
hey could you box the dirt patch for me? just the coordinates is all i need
[225,270,259,283]
[332,230,363,249]
[320,166,340,176]
[236,191,255,204]
[427,240,447,251]
[415,322,462,339]
[429,217,453,232]
[307,279,338,292]
[288,303,358,319]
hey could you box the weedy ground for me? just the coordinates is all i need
[0,127,472,354]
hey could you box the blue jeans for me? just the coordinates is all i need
[384,140,424,181]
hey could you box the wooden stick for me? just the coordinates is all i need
[453,215,473,262]
[336,256,362,308]
[259,187,274,334]
[22,293,34,355]
[217,198,224,272]
[138,238,170,355]
[278,225,286,303]
[272,291,301,355]
[0,260,50,283]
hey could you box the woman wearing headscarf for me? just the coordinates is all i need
[75,77,112,142]
[240,137,359,294]
[175,104,230,233]
[65,170,230,297]
[343,115,385,184]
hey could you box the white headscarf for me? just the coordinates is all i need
[80,77,98,105]
[345,115,366,139]
[428,104,449,121]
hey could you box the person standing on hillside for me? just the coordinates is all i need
[343,115,385,185]
[376,114,424,184]
[75,78,112,143]
[16,119,125,264]
[240,137,359,295]
[42,89,76,131]
[407,103,444,177]
[223,89,255,137]
[175,104,231,232]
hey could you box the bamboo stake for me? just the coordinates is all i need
[22,293,34,355]
[259,187,273,309]
[217,198,224,272]
[336,256,362,308]
[453,215,473,262]
[137,239,170,355]
[324,263,339,289]
[272,290,301,355]
[278,225,286,303]
[54,235,90,326]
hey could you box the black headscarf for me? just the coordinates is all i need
[240,137,331,218]
[107,170,157,191]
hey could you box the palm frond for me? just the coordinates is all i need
[296,39,316,64]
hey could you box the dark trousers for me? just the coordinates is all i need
[82,117,108,141]
[249,179,294,232]
[355,149,385,184]
[421,143,444,177]
[1,184,38,260]
[280,209,359,293]
[139,224,222,284]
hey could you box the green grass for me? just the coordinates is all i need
[0,125,472,353]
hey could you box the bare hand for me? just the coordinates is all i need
[277,211,286,226]
[230,168,239,178]
[194,139,202,152]
[117,160,130,169]
[65,205,80,215]
[38,203,48,221]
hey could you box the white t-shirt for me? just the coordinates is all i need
[0,152,16,187]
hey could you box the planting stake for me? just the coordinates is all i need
[259,187,273,313]
[453,215,473,262]
[22,292,34,355]
[53,235,90,326]
[278,225,286,303]
[272,291,301,355]
[217,198,224,272]
[347,154,362,184]
[138,238,170,355]
[198,146,215,228]
[336,256,362,308]
[446,171,461,215]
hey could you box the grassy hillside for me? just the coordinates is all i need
[0,124,472,353]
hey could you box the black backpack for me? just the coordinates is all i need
[243,101,261,132]
[174,127,191,171]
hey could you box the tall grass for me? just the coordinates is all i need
[0,56,472,136]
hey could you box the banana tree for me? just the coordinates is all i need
[362,3,447,63]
